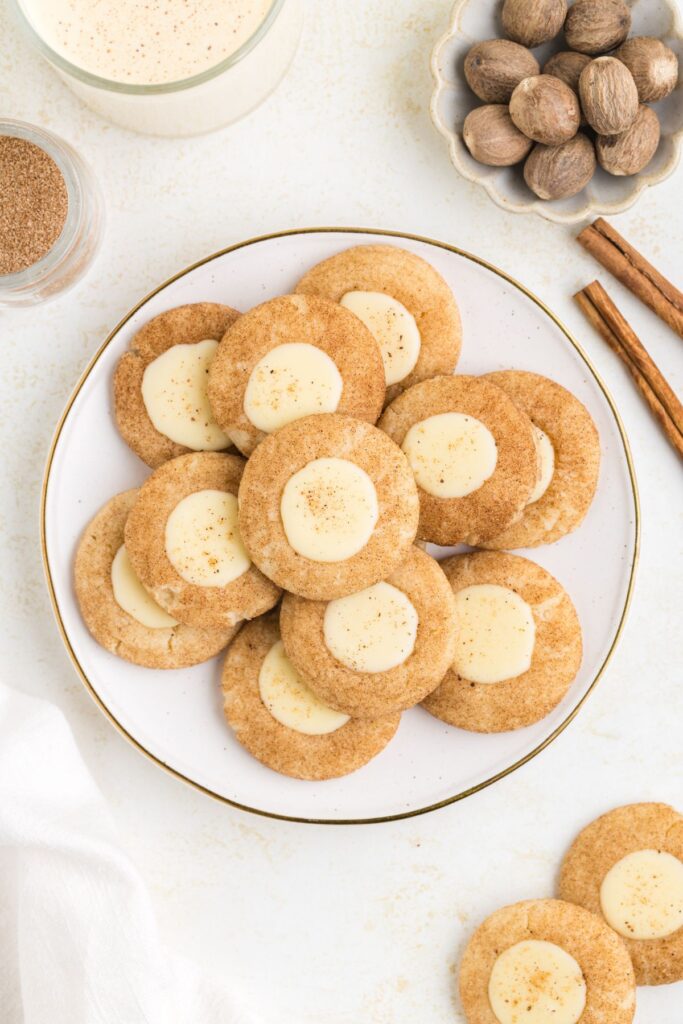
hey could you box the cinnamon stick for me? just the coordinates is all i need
[578,218,683,340]
[574,282,683,459]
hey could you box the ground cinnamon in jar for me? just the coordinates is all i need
[0,135,68,275]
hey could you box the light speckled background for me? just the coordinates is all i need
[2,2,682,1020]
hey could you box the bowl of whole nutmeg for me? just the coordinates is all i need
[431,0,683,223]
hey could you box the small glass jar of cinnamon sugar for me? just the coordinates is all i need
[0,119,103,307]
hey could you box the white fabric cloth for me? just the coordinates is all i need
[0,682,253,1024]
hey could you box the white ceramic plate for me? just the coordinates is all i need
[430,0,683,224]
[42,228,639,824]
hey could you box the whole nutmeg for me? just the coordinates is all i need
[524,133,597,199]
[543,51,592,124]
[543,51,593,93]
[509,75,580,145]
[501,0,567,48]
[463,105,534,166]
[615,37,679,103]
[579,57,639,135]
[596,104,661,175]
[564,0,631,55]
[464,39,540,103]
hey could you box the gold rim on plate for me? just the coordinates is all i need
[40,227,640,826]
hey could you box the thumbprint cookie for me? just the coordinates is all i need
[207,293,386,456]
[379,375,538,546]
[221,615,400,780]
[237,413,419,600]
[294,243,462,401]
[279,546,457,718]
[459,898,636,1024]
[480,370,600,549]
[559,802,683,986]
[422,551,582,732]
[114,302,240,468]
[124,452,280,630]
[74,490,237,668]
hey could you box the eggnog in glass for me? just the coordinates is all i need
[12,0,302,136]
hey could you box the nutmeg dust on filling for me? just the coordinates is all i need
[280,457,379,563]
[323,582,419,673]
[164,489,251,587]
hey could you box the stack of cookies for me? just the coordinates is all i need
[75,243,600,781]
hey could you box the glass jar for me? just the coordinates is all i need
[0,119,104,308]
[10,0,303,138]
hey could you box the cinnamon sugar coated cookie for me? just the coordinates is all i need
[114,303,240,468]
[279,545,458,718]
[422,551,582,733]
[379,375,538,546]
[237,413,419,600]
[206,293,386,456]
[221,616,400,780]
[559,802,683,986]
[294,244,462,401]
[459,898,636,1024]
[124,452,280,630]
[74,490,238,668]
[480,371,600,549]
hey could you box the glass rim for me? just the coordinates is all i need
[9,0,285,95]
[0,119,86,289]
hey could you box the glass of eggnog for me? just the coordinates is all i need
[11,0,303,136]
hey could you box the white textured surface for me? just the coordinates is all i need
[2,1,682,1020]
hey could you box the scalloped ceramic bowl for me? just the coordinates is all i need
[431,0,683,224]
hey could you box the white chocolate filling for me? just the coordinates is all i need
[488,940,586,1024]
[165,489,250,587]
[401,413,497,499]
[111,545,178,628]
[600,849,683,940]
[323,582,419,673]
[528,426,555,505]
[452,584,535,684]
[340,290,420,386]
[243,342,343,433]
[259,640,350,735]
[141,340,230,450]
[280,457,379,563]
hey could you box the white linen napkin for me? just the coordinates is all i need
[0,682,253,1024]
